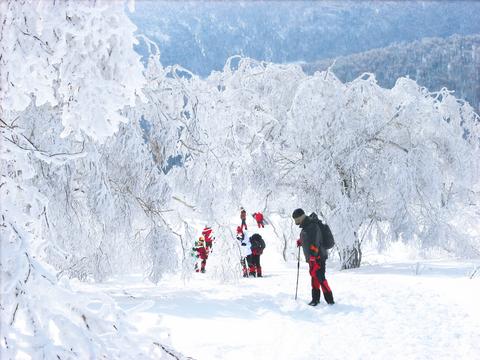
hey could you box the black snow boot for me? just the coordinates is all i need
[323,291,335,305]
[308,289,321,306]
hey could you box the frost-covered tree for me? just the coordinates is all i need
[274,70,480,268]
[161,57,480,270]
[1,0,145,140]
[14,102,177,283]
[304,34,480,113]
[1,0,186,358]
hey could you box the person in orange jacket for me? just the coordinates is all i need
[252,212,265,228]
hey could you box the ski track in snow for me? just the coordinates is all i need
[78,259,480,360]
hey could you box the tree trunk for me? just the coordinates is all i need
[340,237,362,269]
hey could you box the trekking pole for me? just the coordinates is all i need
[295,246,300,300]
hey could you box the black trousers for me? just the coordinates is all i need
[241,219,247,230]
[241,257,250,270]
[250,254,260,268]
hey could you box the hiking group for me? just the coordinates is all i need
[192,206,335,307]
[192,208,266,275]
[237,207,266,277]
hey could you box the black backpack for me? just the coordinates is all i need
[310,213,335,250]
[250,233,266,250]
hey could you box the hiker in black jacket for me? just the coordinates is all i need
[292,208,334,306]
[249,233,265,277]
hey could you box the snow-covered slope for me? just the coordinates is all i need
[74,223,480,360]
[76,258,480,360]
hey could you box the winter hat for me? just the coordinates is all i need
[292,208,306,225]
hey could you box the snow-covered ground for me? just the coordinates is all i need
[75,226,480,360]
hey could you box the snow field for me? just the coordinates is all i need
[76,256,480,360]
[72,224,480,360]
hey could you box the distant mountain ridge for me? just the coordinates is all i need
[302,34,480,112]
[129,1,480,77]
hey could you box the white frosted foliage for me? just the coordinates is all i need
[160,57,480,269]
[1,0,187,358]
[0,0,145,141]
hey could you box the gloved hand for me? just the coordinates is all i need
[296,239,303,247]
[241,243,246,246]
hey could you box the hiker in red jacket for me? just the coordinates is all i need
[252,212,265,228]
[202,226,214,249]
[193,236,209,273]
[240,207,248,230]
[236,225,243,234]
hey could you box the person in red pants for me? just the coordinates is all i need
[249,233,266,277]
[252,212,265,228]
[192,236,209,273]
[292,208,334,306]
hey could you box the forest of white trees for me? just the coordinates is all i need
[304,34,480,113]
[1,1,479,358]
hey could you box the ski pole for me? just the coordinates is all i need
[295,245,300,300]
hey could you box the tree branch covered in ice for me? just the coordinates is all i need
[0,0,145,140]
[1,1,187,358]
[161,57,480,270]
[1,0,479,356]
